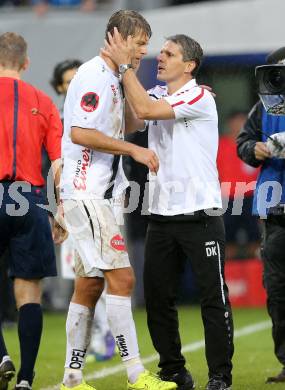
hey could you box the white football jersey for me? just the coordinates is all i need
[147,79,222,215]
[60,56,128,200]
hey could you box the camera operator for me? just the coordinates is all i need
[237,47,285,384]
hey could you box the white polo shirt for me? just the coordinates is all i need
[147,79,222,215]
[60,56,128,200]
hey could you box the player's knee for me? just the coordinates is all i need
[122,272,135,295]
[107,269,135,296]
[89,280,104,300]
[73,277,104,306]
[14,278,42,309]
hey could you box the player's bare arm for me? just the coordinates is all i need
[103,28,175,121]
[125,99,145,134]
[71,126,159,173]
[51,158,68,244]
[51,158,61,205]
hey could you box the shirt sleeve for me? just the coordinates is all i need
[164,87,214,120]
[45,101,62,161]
[70,71,110,130]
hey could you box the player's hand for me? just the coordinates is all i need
[254,141,271,160]
[131,145,159,174]
[53,220,68,245]
[52,203,68,244]
[101,27,135,67]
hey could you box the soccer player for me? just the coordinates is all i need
[60,10,177,390]
[103,30,234,390]
[0,32,65,390]
[51,58,116,362]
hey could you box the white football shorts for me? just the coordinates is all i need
[62,197,130,277]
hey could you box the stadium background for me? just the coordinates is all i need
[0,0,281,315]
[1,0,285,388]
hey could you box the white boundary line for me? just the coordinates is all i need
[42,320,271,390]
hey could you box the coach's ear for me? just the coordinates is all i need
[184,60,196,75]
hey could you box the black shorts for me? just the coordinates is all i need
[0,182,57,279]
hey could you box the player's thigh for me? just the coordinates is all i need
[63,199,130,276]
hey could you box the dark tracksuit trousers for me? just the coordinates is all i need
[144,214,234,385]
[262,215,285,367]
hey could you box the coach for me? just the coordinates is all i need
[104,30,234,390]
[0,32,64,390]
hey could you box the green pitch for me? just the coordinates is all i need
[3,307,284,389]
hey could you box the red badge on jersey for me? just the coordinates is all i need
[80,92,99,112]
[110,234,126,251]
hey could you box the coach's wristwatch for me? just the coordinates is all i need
[118,63,133,75]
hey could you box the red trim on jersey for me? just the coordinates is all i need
[187,87,204,105]
[171,100,184,108]
[171,87,204,108]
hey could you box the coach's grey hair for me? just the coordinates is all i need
[166,34,203,77]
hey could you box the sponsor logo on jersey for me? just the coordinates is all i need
[111,84,119,104]
[80,92,99,112]
[73,148,91,191]
[115,334,129,358]
[205,241,215,246]
[31,108,39,115]
[110,234,126,251]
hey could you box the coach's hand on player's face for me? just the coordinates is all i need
[102,27,135,67]
[131,145,159,174]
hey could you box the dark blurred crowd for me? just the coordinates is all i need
[0,0,218,11]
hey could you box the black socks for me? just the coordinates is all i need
[17,303,43,385]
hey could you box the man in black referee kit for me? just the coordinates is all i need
[103,30,234,390]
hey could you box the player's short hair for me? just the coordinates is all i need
[105,10,152,41]
[50,59,82,94]
[0,32,27,71]
[166,34,203,77]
